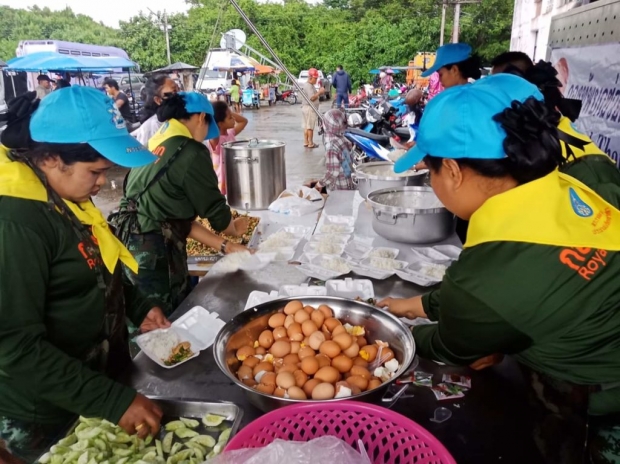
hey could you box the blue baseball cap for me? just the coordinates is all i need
[422,43,472,78]
[179,92,220,140]
[394,74,544,173]
[29,86,156,168]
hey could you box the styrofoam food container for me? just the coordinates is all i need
[344,241,373,261]
[348,262,395,280]
[259,238,300,251]
[433,244,462,260]
[279,284,328,297]
[408,261,447,282]
[136,306,225,368]
[303,241,345,256]
[310,254,352,274]
[395,268,438,287]
[258,247,295,262]
[319,224,355,235]
[274,225,311,239]
[297,263,344,281]
[245,290,281,310]
[410,247,453,264]
[361,257,408,272]
[368,247,400,260]
[323,214,355,227]
[309,234,351,245]
[326,278,375,300]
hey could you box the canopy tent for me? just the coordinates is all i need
[369,68,401,75]
[254,62,277,75]
[152,62,198,73]
[5,52,137,72]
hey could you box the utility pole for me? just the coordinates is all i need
[452,2,461,43]
[148,8,172,65]
[440,2,447,46]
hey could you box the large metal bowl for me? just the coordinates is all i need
[367,186,455,244]
[213,296,416,412]
[353,161,428,199]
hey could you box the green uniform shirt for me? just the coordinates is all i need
[415,155,620,415]
[121,135,232,234]
[0,197,151,425]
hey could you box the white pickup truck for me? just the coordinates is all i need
[298,70,331,101]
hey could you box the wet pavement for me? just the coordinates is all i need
[93,100,330,216]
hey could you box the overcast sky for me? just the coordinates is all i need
[0,0,191,28]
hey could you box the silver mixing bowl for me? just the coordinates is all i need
[213,296,416,412]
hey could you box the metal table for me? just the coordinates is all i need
[125,191,544,463]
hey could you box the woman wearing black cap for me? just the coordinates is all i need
[0,88,168,462]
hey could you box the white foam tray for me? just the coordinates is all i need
[410,247,454,264]
[245,290,281,310]
[344,241,373,261]
[325,278,374,300]
[323,214,356,227]
[367,247,400,260]
[309,234,351,245]
[303,241,345,256]
[279,284,328,297]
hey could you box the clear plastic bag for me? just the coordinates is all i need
[205,436,372,464]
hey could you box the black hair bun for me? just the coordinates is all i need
[0,92,40,149]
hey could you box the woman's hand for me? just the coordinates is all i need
[118,394,163,439]
[376,296,426,320]
[469,354,504,371]
[140,307,171,333]
[232,216,250,237]
[225,242,252,254]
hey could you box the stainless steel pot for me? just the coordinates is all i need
[352,161,428,199]
[224,138,286,210]
[213,296,416,412]
[367,186,455,244]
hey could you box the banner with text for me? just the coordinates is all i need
[551,44,620,166]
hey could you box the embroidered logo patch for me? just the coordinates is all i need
[569,187,593,217]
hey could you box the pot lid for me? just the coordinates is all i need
[223,139,285,150]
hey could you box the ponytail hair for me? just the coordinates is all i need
[156,93,191,123]
[446,55,482,80]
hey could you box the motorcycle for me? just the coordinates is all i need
[275,88,297,105]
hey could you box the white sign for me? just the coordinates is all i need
[551,44,620,165]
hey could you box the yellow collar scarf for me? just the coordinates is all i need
[466,169,620,250]
[557,116,607,160]
[0,148,138,273]
[148,118,192,151]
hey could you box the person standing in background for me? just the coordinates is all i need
[132,75,179,146]
[230,79,241,113]
[300,68,324,149]
[332,65,352,109]
[34,75,53,100]
[103,78,133,123]
[427,72,443,101]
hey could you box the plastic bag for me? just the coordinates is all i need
[205,436,372,464]
[268,186,324,217]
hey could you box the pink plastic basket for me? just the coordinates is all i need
[225,401,456,463]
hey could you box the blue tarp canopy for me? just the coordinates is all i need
[369,68,401,74]
[5,52,137,72]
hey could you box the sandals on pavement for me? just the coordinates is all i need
[307,143,318,149]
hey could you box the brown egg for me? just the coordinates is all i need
[347,375,369,391]
[312,382,336,400]
[277,363,298,374]
[242,378,257,387]
[301,356,320,375]
[242,356,261,368]
[352,357,368,368]
[350,365,371,379]
[359,345,378,362]
[276,372,296,389]
[293,369,308,388]
[331,354,354,373]
[303,305,315,315]
[357,336,368,348]
[284,300,303,315]
[258,330,274,349]
[321,327,332,340]
[320,341,342,358]
[256,346,267,355]
[284,315,296,329]
[273,386,287,398]
[342,343,360,358]
[256,383,275,395]
[314,366,340,383]
[303,378,322,397]
[301,320,319,337]
[283,353,300,365]
[318,304,334,319]
[287,323,304,341]
[253,361,274,377]
[237,365,253,380]
[379,348,395,363]
[298,346,316,359]
[333,333,353,350]
[270,340,292,358]
[323,317,342,333]
[261,371,277,386]
[315,354,332,368]
[335,380,360,397]
[332,325,347,337]
[288,386,307,400]
[294,310,310,324]
[308,331,326,351]
[273,327,288,340]
[268,313,286,328]
[302,336,310,345]
[290,341,301,354]
[310,310,325,328]
[236,345,256,361]
[368,378,382,390]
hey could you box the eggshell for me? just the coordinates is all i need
[258,330,274,349]
[352,357,368,368]
[312,382,335,400]
[242,378,257,387]
[315,354,331,368]
[294,310,310,323]
[284,315,296,329]
[270,340,292,358]
[368,378,382,390]
[253,362,274,377]
[268,313,286,328]
[321,327,332,340]
[303,305,315,315]
[314,366,340,383]
[350,365,371,379]
[319,341,342,358]
[357,336,368,348]
[277,364,298,374]
[287,323,304,341]
[261,372,277,386]
[301,356,320,375]
[332,325,347,337]
[293,369,308,388]
[288,386,307,400]
[333,333,353,350]
[379,347,395,363]
[236,345,255,360]
[359,345,378,362]
[347,375,368,391]
[273,327,288,340]
[273,387,287,398]
[301,320,319,337]
[283,353,300,365]
[237,365,253,380]
[256,383,275,395]
[342,342,360,358]
[284,300,303,315]
[331,354,354,373]
[303,378,322,396]
[298,346,316,359]
[242,356,260,368]
[318,304,334,318]
[290,341,301,354]
[310,310,325,328]
[255,347,266,355]
[323,317,342,333]
[308,331,326,351]
[276,371,296,389]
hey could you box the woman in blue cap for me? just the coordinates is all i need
[112,92,249,315]
[423,43,481,90]
[0,88,169,462]
[379,74,620,463]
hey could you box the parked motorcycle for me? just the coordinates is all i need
[275,88,297,105]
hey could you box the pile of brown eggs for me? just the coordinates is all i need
[235,301,397,400]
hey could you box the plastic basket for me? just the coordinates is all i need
[225,401,456,463]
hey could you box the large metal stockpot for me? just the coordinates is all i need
[367,186,455,244]
[213,296,416,412]
[353,161,428,199]
[224,139,286,210]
